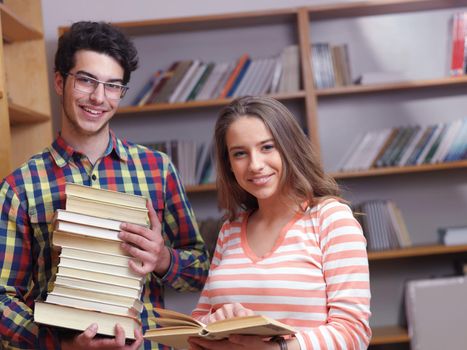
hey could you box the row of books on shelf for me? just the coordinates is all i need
[130,40,355,107]
[310,42,352,89]
[144,140,216,186]
[34,183,150,338]
[355,199,412,252]
[338,116,467,172]
[449,11,467,76]
[130,44,300,106]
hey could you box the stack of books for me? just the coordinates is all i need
[34,183,149,338]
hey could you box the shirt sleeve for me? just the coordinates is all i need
[294,200,372,350]
[0,181,60,349]
[158,160,210,292]
[191,220,228,320]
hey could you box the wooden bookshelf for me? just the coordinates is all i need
[368,244,467,261]
[0,3,43,42]
[371,325,410,345]
[101,3,467,348]
[0,0,52,178]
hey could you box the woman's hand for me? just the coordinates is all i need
[200,303,255,324]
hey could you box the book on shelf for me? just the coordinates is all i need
[448,12,466,77]
[168,60,201,103]
[356,199,411,251]
[180,62,209,102]
[130,70,162,106]
[153,60,193,103]
[438,225,467,245]
[34,302,141,339]
[226,58,251,97]
[143,307,296,349]
[218,53,250,98]
[279,44,300,92]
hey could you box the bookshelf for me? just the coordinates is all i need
[68,1,467,348]
[0,0,52,180]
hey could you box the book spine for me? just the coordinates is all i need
[218,54,250,98]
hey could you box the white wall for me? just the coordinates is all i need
[41,0,467,328]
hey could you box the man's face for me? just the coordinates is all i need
[55,50,125,138]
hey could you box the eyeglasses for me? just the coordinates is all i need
[66,73,129,100]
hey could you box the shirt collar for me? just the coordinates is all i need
[49,130,129,168]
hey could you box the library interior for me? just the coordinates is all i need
[1,0,467,349]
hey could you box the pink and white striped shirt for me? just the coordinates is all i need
[192,198,371,349]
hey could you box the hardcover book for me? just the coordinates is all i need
[144,307,296,349]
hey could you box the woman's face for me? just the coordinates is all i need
[226,116,284,206]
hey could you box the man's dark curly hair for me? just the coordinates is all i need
[54,21,138,84]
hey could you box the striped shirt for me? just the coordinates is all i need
[0,132,209,350]
[192,198,371,349]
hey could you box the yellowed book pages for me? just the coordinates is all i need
[65,183,147,209]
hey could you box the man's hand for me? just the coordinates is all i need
[119,199,171,276]
[61,323,143,350]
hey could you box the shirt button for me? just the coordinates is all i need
[91,174,97,181]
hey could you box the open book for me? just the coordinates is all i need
[143,308,296,349]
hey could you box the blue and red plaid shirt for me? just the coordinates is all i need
[0,131,209,349]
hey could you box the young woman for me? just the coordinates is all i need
[189,96,371,350]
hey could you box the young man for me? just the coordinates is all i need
[0,21,209,349]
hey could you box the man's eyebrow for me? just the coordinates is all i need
[75,70,124,83]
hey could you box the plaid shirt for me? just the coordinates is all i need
[0,131,209,349]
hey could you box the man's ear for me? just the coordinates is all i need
[54,71,65,96]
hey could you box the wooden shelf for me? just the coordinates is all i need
[371,325,410,345]
[9,102,50,125]
[368,244,467,261]
[331,160,467,179]
[187,161,467,191]
[317,76,467,97]
[308,0,467,21]
[0,3,43,42]
[117,91,306,116]
[117,75,467,117]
